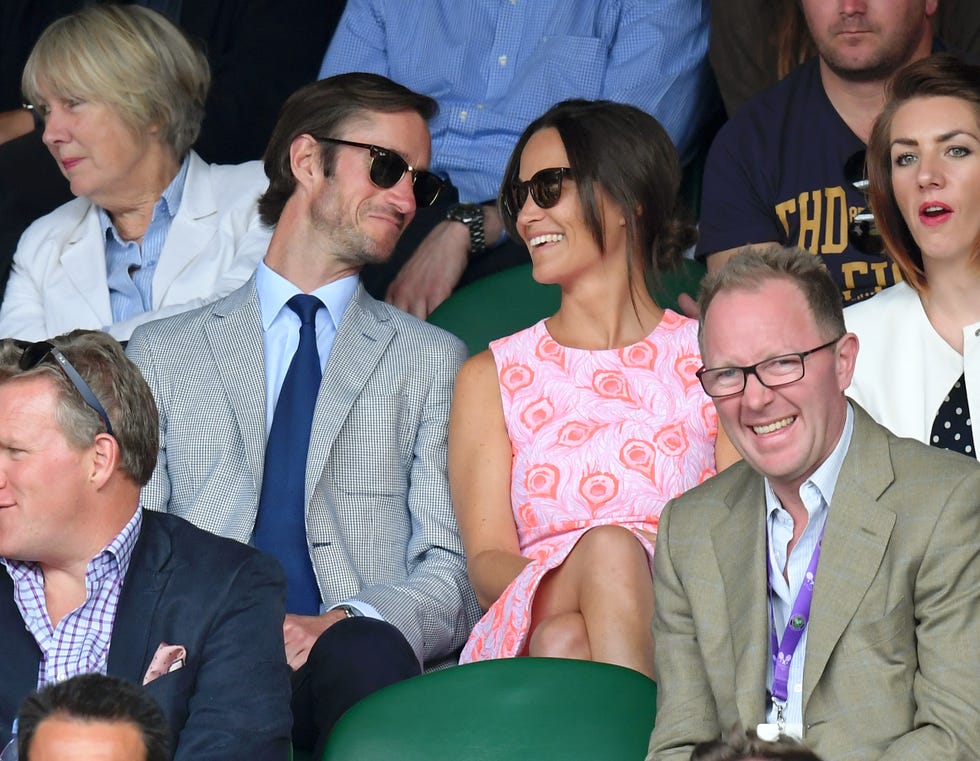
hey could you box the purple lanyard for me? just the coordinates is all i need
[767,523,825,711]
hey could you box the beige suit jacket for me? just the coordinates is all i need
[648,403,980,760]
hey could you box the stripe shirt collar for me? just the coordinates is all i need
[1,508,143,583]
[98,154,189,243]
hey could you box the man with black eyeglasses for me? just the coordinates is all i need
[648,245,980,760]
[696,0,958,305]
[0,330,292,760]
[127,73,481,756]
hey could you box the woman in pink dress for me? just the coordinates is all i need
[449,100,737,677]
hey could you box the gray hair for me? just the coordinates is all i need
[22,4,210,160]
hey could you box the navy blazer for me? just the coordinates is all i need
[0,510,292,760]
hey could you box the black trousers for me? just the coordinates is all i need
[289,617,421,758]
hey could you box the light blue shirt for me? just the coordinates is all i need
[320,0,714,200]
[254,262,383,620]
[255,261,358,433]
[764,403,855,731]
[101,156,190,324]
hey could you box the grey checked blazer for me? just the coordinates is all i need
[648,404,980,761]
[127,276,481,668]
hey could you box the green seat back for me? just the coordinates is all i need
[322,657,657,761]
[427,263,561,355]
[427,259,706,356]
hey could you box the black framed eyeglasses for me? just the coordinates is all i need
[695,337,842,398]
[17,340,114,436]
[502,167,573,220]
[843,149,884,256]
[313,136,446,207]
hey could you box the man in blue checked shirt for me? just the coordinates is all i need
[320,0,717,319]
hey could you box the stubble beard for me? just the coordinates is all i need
[818,24,926,84]
[329,226,389,269]
[310,197,399,269]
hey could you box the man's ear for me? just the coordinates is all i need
[835,331,860,391]
[289,134,324,194]
[89,432,121,489]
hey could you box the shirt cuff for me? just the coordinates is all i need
[327,600,385,621]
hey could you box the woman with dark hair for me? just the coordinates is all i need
[449,100,736,675]
[845,54,980,460]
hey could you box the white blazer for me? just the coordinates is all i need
[845,280,980,461]
[0,151,272,342]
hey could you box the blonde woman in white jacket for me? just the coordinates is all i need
[0,5,270,344]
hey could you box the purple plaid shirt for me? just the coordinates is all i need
[1,509,142,688]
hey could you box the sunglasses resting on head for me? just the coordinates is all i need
[15,339,115,436]
[313,136,447,207]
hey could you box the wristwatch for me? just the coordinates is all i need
[336,604,361,619]
[445,203,487,257]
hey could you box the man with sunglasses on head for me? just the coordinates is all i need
[647,245,980,760]
[126,73,480,756]
[0,331,292,760]
[696,0,960,305]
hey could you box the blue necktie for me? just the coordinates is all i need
[254,294,323,615]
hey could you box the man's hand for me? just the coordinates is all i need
[676,292,700,319]
[283,610,347,670]
[385,220,470,319]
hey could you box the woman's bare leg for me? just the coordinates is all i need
[526,525,655,677]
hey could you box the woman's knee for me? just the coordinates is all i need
[528,612,591,660]
[571,525,650,574]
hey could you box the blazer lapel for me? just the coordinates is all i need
[151,153,218,307]
[0,572,42,730]
[304,286,395,501]
[711,470,771,721]
[801,405,896,712]
[107,512,174,682]
[203,280,268,493]
[59,203,113,324]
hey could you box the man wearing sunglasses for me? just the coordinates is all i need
[648,246,980,760]
[320,0,716,319]
[696,0,953,306]
[0,331,292,759]
[127,73,480,756]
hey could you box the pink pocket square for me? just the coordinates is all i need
[142,642,187,685]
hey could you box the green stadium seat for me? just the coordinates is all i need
[322,657,657,761]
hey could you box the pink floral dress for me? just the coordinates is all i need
[460,311,718,662]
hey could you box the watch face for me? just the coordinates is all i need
[448,203,481,223]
